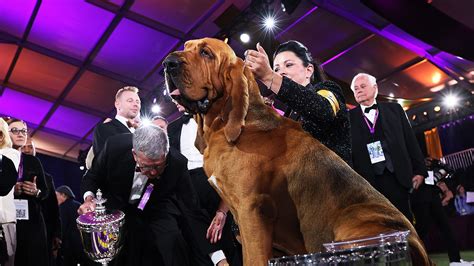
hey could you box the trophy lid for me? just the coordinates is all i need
[77,189,125,230]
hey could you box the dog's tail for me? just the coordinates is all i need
[408,233,434,266]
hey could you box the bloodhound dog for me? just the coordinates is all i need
[163,38,430,265]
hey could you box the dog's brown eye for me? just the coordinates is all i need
[200,48,212,58]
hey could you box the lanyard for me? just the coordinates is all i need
[137,183,154,210]
[363,110,379,134]
[18,153,24,181]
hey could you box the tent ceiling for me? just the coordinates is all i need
[1,0,473,161]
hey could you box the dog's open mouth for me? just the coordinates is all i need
[165,72,210,114]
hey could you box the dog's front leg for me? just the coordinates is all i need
[237,193,277,266]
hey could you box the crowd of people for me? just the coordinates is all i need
[0,39,472,266]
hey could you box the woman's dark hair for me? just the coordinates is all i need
[5,117,26,127]
[273,40,327,84]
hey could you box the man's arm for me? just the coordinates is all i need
[79,141,110,213]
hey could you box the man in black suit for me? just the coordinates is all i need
[80,125,227,266]
[168,103,222,218]
[92,86,141,155]
[56,185,87,265]
[168,103,239,265]
[349,73,426,221]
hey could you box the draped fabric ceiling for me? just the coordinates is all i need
[0,0,473,161]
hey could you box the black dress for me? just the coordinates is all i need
[276,77,352,165]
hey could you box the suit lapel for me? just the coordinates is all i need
[112,118,131,133]
[353,106,371,143]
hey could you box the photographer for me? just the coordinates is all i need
[411,158,461,263]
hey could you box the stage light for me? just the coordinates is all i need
[141,118,151,126]
[264,16,276,30]
[430,84,445,92]
[151,104,161,113]
[434,106,441,112]
[431,72,441,84]
[389,93,394,97]
[240,33,250,43]
[392,83,399,87]
[412,115,417,121]
[79,165,85,170]
[443,94,459,109]
[423,111,428,116]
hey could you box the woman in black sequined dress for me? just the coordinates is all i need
[245,40,352,165]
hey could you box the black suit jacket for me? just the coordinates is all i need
[0,154,17,196]
[350,102,427,189]
[41,173,61,244]
[82,133,218,256]
[92,118,131,155]
[168,115,188,150]
[58,198,83,259]
[83,133,199,214]
[15,153,49,223]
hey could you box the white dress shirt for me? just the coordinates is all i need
[360,100,378,124]
[180,119,204,170]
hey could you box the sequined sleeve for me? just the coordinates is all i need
[276,76,345,124]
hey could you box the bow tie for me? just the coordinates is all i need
[126,120,134,128]
[182,113,193,124]
[364,104,378,113]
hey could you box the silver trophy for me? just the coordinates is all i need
[77,189,125,266]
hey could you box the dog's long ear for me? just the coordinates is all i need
[194,113,207,154]
[223,58,249,143]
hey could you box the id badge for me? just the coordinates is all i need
[366,141,386,164]
[14,199,29,220]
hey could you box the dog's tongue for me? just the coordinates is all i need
[169,87,181,96]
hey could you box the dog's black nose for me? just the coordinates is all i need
[163,54,183,76]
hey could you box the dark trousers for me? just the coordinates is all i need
[372,169,413,222]
[412,189,461,262]
[113,210,190,266]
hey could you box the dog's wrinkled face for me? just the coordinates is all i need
[164,38,249,143]
[163,38,238,114]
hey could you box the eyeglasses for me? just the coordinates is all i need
[9,128,28,136]
[135,163,167,173]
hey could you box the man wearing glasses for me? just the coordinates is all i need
[80,125,227,266]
